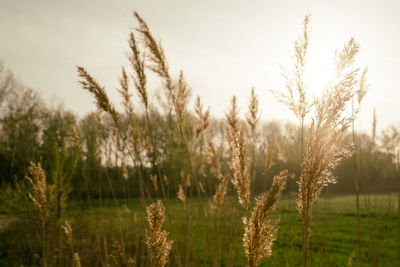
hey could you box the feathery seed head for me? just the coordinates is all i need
[272,15,311,122]
[195,96,210,137]
[177,184,186,205]
[243,170,288,266]
[246,87,260,137]
[145,200,173,267]
[77,66,119,123]
[26,162,48,220]
[229,129,251,209]
[210,173,230,210]
[128,31,148,108]
[206,136,223,180]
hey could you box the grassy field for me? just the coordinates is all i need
[40,193,397,266]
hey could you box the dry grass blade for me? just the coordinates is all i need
[145,200,173,267]
[243,170,288,267]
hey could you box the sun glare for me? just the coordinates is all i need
[305,46,335,97]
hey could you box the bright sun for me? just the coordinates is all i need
[305,46,336,97]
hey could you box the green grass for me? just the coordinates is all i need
[66,194,397,266]
[0,194,398,266]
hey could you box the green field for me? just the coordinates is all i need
[50,194,400,266]
[1,194,398,266]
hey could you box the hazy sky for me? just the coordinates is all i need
[1,0,399,133]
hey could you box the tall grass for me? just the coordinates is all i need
[75,11,292,266]
[273,15,365,267]
[0,10,386,267]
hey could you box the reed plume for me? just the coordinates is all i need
[243,170,288,267]
[272,14,311,125]
[77,66,118,124]
[63,221,82,267]
[69,125,82,150]
[73,253,82,267]
[118,67,134,121]
[210,173,230,210]
[177,184,186,208]
[229,129,251,209]
[26,162,48,221]
[134,12,170,82]
[128,31,148,109]
[297,36,361,267]
[62,221,73,245]
[194,96,210,138]
[226,95,239,145]
[175,71,191,128]
[206,136,223,181]
[246,87,259,138]
[205,134,229,210]
[145,200,173,267]
[225,95,251,208]
[26,161,52,266]
[246,87,260,184]
[271,15,311,162]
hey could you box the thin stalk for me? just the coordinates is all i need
[352,99,362,266]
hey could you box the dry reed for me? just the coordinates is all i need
[77,66,118,124]
[194,96,210,138]
[210,173,230,210]
[145,200,173,267]
[246,87,260,185]
[229,129,251,209]
[26,162,48,221]
[225,95,251,209]
[272,15,311,127]
[63,221,82,267]
[243,170,288,267]
[297,36,361,267]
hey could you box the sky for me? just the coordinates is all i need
[1,0,399,134]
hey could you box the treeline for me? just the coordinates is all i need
[0,61,399,200]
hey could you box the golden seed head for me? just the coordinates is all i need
[229,129,250,209]
[145,200,173,267]
[243,170,288,266]
[26,162,48,220]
